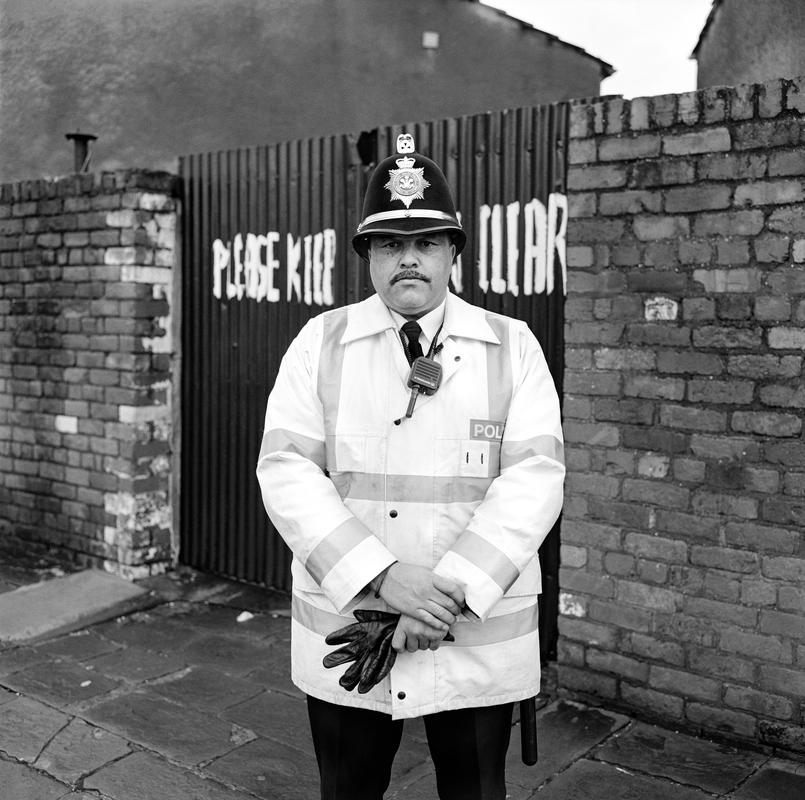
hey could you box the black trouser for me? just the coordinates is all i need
[306,695,513,800]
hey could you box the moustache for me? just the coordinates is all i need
[391,270,430,285]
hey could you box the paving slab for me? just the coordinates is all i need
[0,757,70,800]
[33,717,131,784]
[180,632,282,677]
[93,610,205,653]
[0,569,153,645]
[221,689,315,755]
[149,664,265,712]
[87,643,188,682]
[730,758,805,800]
[33,629,123,663]
[594,720,765,794]
[506,699,630,791]
[205,736,320,800]
[83,689,247,766]
[0,695,69,762]
[533,757,714,800]
[84,750,255,800]
[3,658,122,709]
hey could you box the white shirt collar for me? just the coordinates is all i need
[387,297,447,354]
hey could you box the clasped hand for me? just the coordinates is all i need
[377,563,464,652]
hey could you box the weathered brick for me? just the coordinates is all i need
[727,354,801,378]
[698,152,767,181]
[567,164,628,190]
[598,190,661,216]
[768,148,805,177]
[759,664,805,697]
[754,295,792,320]
[724,686,793,720]
[768,326,805,349]
[701,86,728,124]
[622,683,685,720]
[690,545,759,574]
[692,326,762,349]
[691,490,758,520]
[623,531,686,562]
[715,239,750,265]
[687,378,754,405]
[588,498,654,529]
[688,646,754,682]
[736,180,805,208]
[759,384,805,408]
[599,134,661,162]
[687,703,756,738]
[568,218,627,243]
[627,271,688,293]
[561,518,622,550]
[693,209,764,237]
[659,404,726,432]
[593,348,655,371]
[618,580,679,612]
[633,215,689,241]
[650,665,720,701]
[622,478,689,509]
[665,184,731,213]
[761,497,805,527]
[663,128,731,156]
[623,375,685,400]
[733,118,802,150]
[732,410,802,437]
[587,648,650,682]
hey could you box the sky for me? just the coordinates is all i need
[480,0,715,100]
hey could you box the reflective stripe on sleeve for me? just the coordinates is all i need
[292,594,537,646]
[259,428,327,470]
[305,517,376,584]
[500,435,564,469]
[449,531,519,593]
[316,308,349,436]
[329,472,494,503]
[485,314,513,422]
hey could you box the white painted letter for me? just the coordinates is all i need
[547,193,568,296]
[287,234,302,302]
[265,231,280,302]
[490,204,505,294]
[524,199,547,295]
[506,201,520,297]
[477,205,490,293]
[323,229,336,306]
[212,239,230,300]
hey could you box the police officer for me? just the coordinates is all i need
[257,135,564,799]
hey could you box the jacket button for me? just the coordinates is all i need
[393,419,401,426]
[397,691,406,700]
[389,510,397,518]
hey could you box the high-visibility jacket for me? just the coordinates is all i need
[257,291,564,719]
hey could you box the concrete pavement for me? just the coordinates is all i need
[0,563,804,799]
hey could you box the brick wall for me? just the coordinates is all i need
[0,170,180,579]
[562,76,805,756]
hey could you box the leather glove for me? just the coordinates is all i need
[323,609,399,694]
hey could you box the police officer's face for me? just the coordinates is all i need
[368,232,456,319]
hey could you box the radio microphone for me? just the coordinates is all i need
[405,356,442,418]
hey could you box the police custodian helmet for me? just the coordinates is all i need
[352,134,466,259]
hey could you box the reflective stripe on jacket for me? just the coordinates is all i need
[257,291,564,719]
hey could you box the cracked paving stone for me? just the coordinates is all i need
[83,688,242,766]
[205,737,319,800]
[34,716,131,784]
[506,700,629,791]
[0,695,69,762]
[0,757,70,799]
[221,689,314,755]
[3,658,121,708]
[534,758,714,800]
[594,720,765,794]
[85,750,255,800]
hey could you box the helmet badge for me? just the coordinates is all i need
[384,133,430,209]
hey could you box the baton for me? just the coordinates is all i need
[520,697,538,765]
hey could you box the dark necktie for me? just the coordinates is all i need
[401,321,424,364]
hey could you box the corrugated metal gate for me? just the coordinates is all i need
[179,102,568,658]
